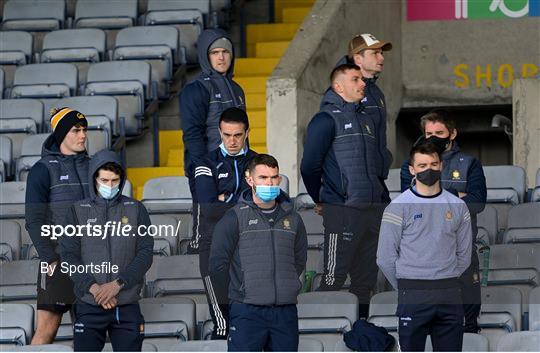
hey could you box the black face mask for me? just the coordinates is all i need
[415,168,441,186]
[426,136,451,154]
[413,135,451,155]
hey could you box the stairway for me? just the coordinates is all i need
[127,0,314,200]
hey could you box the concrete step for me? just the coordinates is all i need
[167,149,183,168]
[247,109,266,128]
[235,76,268,93]
[255,41,290,58]
[246,23,300,56]
[159,130,183,167]
[246,93,266,110]
[274,0,315,22]
[235,58,279,76]
[251,144,268,154]
[282,6,311,23]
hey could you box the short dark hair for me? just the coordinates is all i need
[248,154,279,175]
[219,107,249,131]
[330,63,361,84]
[420,109,456,134]
[409,142,441,165]
[96,162,123,177]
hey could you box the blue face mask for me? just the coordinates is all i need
[98,182,120,200]
[219,142,246,157]
[255,185,280,202]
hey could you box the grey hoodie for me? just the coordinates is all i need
[60,149,153,305]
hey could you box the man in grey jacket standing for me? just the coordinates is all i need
[61,150,153,351]
[377,142,472,351]
[209,154,307,351]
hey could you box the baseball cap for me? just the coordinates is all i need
[348,34,392,57]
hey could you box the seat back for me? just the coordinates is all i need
[528,286,540,331]
[2,0,65,31]
[12,63,78,99]
[139,296,196,341]
[146,255,203,298]
[0,303,34,345]
[0,181,27,218]
[0,220,22,261]
[496,331,540,352]
[142,176,192,213]
[483,166,527,204]
[75,0,137,29]
[503,203,540,244]
[41,29,106,64]
[0,99,44,131]
[476,204,498,245]
[386,168,401,200]
[0,260,39,301]
[0,31,33,65]
[531,168,540,202]
[0,136,13,179]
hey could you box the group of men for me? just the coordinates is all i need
[24,26,487,352]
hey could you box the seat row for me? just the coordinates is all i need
[1,0,229,62]
[1,25,185,99]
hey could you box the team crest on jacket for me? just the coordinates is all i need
[121,216,129,224]
[452,170,460,180]
[283,219,291,230]
[445,211,453,221]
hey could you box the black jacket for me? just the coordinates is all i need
[209,189,307,305]
[60,150,153,305]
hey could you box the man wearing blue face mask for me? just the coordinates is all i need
[209,154,307,351]
[194,107,257,340]
[61,150,153,351]
[399,110,486,333]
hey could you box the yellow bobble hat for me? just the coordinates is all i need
[49,107,88,144]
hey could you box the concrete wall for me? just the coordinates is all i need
[513,78,540,188]
[267,0,402,195]
[402,11,539,107]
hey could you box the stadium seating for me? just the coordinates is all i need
[0,99,43,161]
[496,331,540,351]
[143,0,208,64]
[142,176,192,214]
[480,286,522,350]
[11,63,79,124]
[483,165,527,205]
[122,179,133,197]
[479,244,540,314]
[0,31,33,94]
[16,134,48,181]
[139,296,196,349]
[0,67,5,98]
[13,344,73,351]
[529,286,540,331]
[148,214,183,257]
[0,220,22,262]
[279,173,290,194]
[532,168,540,202]
[0,136,13,181]
[114,26,179,99]
[84,60,152,137]
[1,0,66,32]
[367,291,398,331]
[0,181,26,219]
[477,204,499,245]
[297,291,358,350]
[386,168,401,200]
[175,340,227,352]
[40,29,106,85]
[0,303,35,347]
[0,260,39,302]
[503,203,540,243]
[74,0,137,30]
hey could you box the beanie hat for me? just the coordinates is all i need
[50,107,88,144]
[208,37,233,54]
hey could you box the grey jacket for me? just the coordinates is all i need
[60,150,153,305]
[209,189,307,305]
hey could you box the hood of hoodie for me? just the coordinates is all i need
[88,149,126,202]
[198,28,236,78]
[320,87,364,113]
[238,187,293,213]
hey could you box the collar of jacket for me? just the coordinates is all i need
[442,141,461,161]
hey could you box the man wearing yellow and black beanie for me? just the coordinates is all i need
[25,107,90,344]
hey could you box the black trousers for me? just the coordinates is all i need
[459,252,481,333]
[228,303,298,352]
[200,248,230,339]
[397,286,464,352]
[317,204,383,318]
[73,303,144,352]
